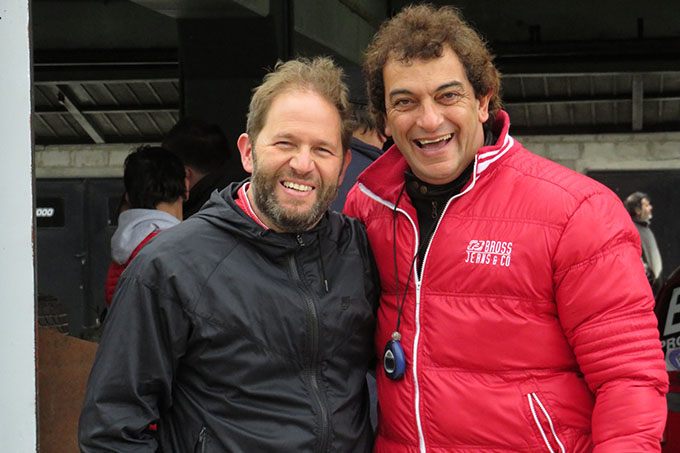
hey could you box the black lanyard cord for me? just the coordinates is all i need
[392,183,439,334]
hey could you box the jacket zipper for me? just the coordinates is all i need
[400,167,480,453]
[194,426,207,453]
[392,207,427,453]
[291,234,331,453]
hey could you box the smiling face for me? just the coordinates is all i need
[238,88,350,232]
[383,46,491,185]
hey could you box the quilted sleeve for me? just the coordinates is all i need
[552,191,668,453]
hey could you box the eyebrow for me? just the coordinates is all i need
[388,81,465,99]
[271,132,337,150]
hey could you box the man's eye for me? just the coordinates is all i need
[276,141,294,148]
[392,98,414,111]
[439,92,460,103]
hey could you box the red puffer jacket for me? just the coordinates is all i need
[345,111,668,453]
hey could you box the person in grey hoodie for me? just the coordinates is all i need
[104,145,188,306]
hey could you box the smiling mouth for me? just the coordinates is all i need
[282,181,314,192]
[415,133,452,148]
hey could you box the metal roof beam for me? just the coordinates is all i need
[56,86,105,144]
[35,106,179,114]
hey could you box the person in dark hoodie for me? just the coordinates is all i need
[162,116,248,218]
[104,145,188,307]
[331,103,386,211]
[79,56,380,453]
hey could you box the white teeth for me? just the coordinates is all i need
[418,134,452,145]
[283,181,313,192]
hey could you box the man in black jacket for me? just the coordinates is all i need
[79,57,379,453]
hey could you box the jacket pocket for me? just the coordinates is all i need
[526,392,566,453]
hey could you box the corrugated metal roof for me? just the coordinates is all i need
[31,50,680,144]
[33,50,181,145]
[504,71,680,134]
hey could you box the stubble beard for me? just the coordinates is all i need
[250,160,340,233]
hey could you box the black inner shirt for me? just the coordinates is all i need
[403,129,496,273]
[405,162,473,272]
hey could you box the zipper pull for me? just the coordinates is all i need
[296,234,305,246]
[431,200,438,219]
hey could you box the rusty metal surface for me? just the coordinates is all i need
[37,326,98,453]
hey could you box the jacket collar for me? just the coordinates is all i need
[356,110,517,206]
[198,181,334,253]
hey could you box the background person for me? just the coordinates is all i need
[104,145,187,307]
[625,191,663,294]
[79,56,379,452]
[331,103,386,211]
[163,116,247,217]
[345,5,668,452]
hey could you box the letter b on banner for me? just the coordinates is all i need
[664,288,680,337]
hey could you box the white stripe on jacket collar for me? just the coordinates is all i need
[358,133,515,208]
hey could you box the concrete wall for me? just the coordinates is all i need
[35,144,145,179]
[518,132,680,173]
[35,133,680,179]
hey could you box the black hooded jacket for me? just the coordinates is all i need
[79,182,379,452]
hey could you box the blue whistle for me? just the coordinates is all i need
[383,338,406,380]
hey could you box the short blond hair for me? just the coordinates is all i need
[246,57,352,152]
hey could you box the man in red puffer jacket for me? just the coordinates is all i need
[344,5,668,452]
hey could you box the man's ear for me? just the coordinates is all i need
[237,133,254,174]
[477,91,492,124]
[337,149,353,185]
[382,114,392,138]
[183,176,190,201]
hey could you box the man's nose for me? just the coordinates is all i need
[289,148,314,173]
[417,99,444,132]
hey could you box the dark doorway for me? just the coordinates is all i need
[36,178,123,337]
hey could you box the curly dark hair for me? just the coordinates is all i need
[363,3,502,134]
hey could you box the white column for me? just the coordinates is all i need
[0,0,37,451]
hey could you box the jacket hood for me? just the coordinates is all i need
[192,182,341,261]
[351,137,383,161]
[111,209,180,264]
